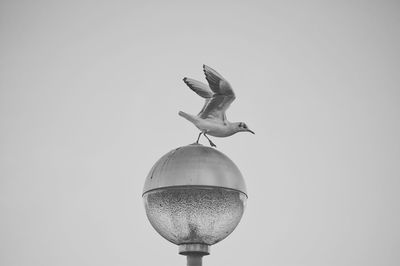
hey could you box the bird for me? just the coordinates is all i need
[179,65,254,147]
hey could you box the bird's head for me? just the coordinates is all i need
[234,122,255,134]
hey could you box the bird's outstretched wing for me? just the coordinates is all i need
[183,77,213,98]
[183,77,213,116]
[200,65,236,121]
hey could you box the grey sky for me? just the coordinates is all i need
[1,1,399,266]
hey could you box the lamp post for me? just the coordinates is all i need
[143,143,247,266]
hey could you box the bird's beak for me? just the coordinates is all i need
[247,129,255,134]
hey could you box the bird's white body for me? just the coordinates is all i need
[179,111,236,137]
[180,65,254,147]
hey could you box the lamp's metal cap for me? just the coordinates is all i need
[143,144,247,196]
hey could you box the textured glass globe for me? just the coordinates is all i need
[143,144,247,246]
[143,187,246,245]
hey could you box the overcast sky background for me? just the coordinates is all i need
[1,1,399,266]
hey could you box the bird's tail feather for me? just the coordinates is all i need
[179,111,197,124]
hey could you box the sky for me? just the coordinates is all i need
[1,1,399,266]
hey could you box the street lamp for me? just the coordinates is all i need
[143,143,247,266]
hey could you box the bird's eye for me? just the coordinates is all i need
[243,124,247,129]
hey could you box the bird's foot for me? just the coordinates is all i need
[209,141,217,148]
[204,134,217,148]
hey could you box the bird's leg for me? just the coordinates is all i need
[204,133,217,148]
[196,132,203,144]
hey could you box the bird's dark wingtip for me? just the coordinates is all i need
[203,64,208,75]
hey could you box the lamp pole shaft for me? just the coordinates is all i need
[186,255,203,266]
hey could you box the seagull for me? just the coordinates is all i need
[179,65,254,147]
